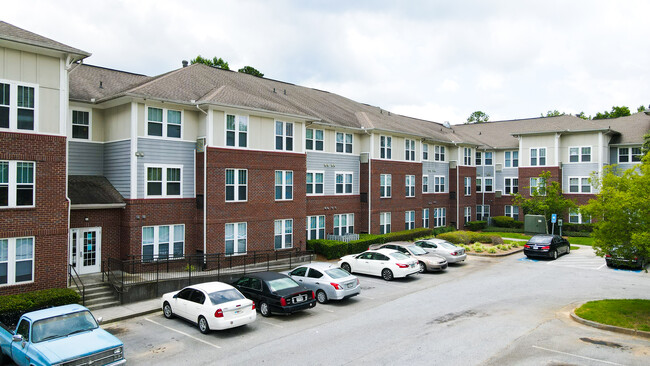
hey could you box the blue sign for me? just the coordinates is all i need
[551,214,557,223]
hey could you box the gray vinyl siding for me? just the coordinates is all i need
[137,138,195,198]
[104,140,131,198]
[422,162,449,192]
[609,147,618,165]
[306,152,360,195]
[476,165,494,178]
[495,167,518,193]
[561,163,598,192]
[69,141,104,175]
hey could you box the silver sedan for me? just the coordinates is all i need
[285,262,361,304]
[370,242,448,272]
[414,238,467,263]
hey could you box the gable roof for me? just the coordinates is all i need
[0,21,90,58]
[68,175,125,206]
[69,64,151,102]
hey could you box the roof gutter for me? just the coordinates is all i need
[70,203,127,210]
[511,128,618,137]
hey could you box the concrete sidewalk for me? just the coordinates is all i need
[94,298,160,324]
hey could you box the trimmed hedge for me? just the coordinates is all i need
[563,231,591,237]
[491,216,524,229]
[436,230,501,245]
[466,221,487,231]
[482,226,525,233]
[0,288,81,327]
[563,223,594,233]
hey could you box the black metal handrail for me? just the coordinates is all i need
[68,264,85,305]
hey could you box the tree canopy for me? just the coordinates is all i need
[512,171,577,230]
[190,55,230,70]
[638,105,648,113]
[238,66,264,77]
[541,110,565,117]
[466,111,489,124]
[593,105,631,120]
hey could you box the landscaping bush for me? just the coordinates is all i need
[436,231,497,245]
[307,239,347,260]
[563,231,591,237]
[490,235,504,245]
[563,223,594,233]
[482,226,525,233]
[466,220,487,231]
[491,216,514,228]
[487,247,497,254]
[472,242,486,253]
[0,288,81,327]
[384,228,434,242]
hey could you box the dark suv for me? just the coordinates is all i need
[524,234,570,260]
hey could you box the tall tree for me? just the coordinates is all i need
[541,110,565,117]
[638,105,648,113]
[466,111,489,124]
[512,171,577,230]
[238,66,264,77]
[593,105,631,120]
[576,111,590,120]
[190,55,230,70]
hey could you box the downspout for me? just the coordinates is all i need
[366,129,373,233]
[195,104,209,256]
[482,147,485,222]
[63,56,73,280]
[454,142,460,229]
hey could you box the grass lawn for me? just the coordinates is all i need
[483,232,532,240]
[570,245,580,250]
[575,299,650,332]
[567,236,594,246]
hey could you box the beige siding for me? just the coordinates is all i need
[183,109,199,141]
[358,133,371,153]
[211,109,224,146]
[559,133,599,163]
[92,108,105,141]
[251,116,274,150]
[520,135,556,166]
[105,104,132,141]
[39,88,60,134]
[36,55,60,89]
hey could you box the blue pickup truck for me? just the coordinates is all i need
[0,304,125,366]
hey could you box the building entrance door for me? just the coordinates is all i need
[69,227,102,275]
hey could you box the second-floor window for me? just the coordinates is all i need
[422,143,429,160]
[435,146,446,161]
[405,211,415,230]
[275,170,293,200]
[306,128,324,151]
[464,177,471,196]
[476,178,493,193]
[1,161,34,208]
[475,152,482,166]
[504,178,518,195]
[405,175,415,197]
[530,148,546,166]
[569,147,591,163]
[147,107,182,138]
[434,176,445,193]
[422,176,429,193]
[306,172,324,195]
[274,219,293,249]
[380,136,392,159]
[380,174,391,198]
[618,147,642,163]
[336,132,352,153]
[505,151,519,167]
[0,81,36,131]
[72,110,90,139]
[335,172,353,194]
[505,205,519,220]
[226,114,248,148]
[275,121,294,151]
[568,177,591,193]
[463,147,472,165]
[225,222,247,255]
[146,165,181,197]
[530,177,546,196]
[405,139,416,161]
[225,168,247,202]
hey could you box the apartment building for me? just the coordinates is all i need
[1,21,648,295]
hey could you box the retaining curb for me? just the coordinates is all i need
[467,248,524,257]
[570,311,650,339]
[100,308,160,325]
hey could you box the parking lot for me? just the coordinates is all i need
[105,247,649,365]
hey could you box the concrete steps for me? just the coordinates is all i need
[70,282,120,311]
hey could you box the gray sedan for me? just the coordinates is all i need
[414,238,467,263]
[285,262,361,304]
[370,242,448,272]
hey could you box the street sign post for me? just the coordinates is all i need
[558,219,563,236]
[551,214,557,235]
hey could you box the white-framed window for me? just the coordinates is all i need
[0,237,34,286]
[422,208,430,228]
[405,175,415,197]
[274,219,293,249]
[225,168,247,202]
[147,106,182,139]
[484,152,493,165]
[464,177,471,196]
[569,146,591,163]
[380,136,392,159]
[405,210,415,230]
[275,121,294,151]
[530,148,546,166]
[422,176,429,193]
[476,205,490,221]
[464,207,471,224]
[380,212,391,234]
[530,177,546,196]
[505,205,519,220]
[433,175,445,193]
[0,161,35,208]
[463,147,472,165]
[475,151,482,166]
[306,171,324,195]
[568,177,591,193]
[618,147,642,163]
[71,109,91,140]
[142,225,184,261]
[405,139,416,161]
[225,222,247,255]
[145,165,182,198]
[275,170,293,200]
[380,174,391,198]
[306,128,324,151]
[226,114,248,148]
[306,215,326,240]
[505,151,519,168]
[0,80,38,131]
[504,177,518,195]
[476,177,493,193]
[333,213,354,236]
[336,132,353,154]
[422,143,429,160]
[335,172,353,195]
[434,145,446,162]
[434,208,446,228]
[569,209,591,224]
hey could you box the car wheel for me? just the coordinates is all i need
[381,268,394,281]
[198,316,210,334]
[418,262,426,273]
[552,250,558,260]
[316,290,328,304]
[341,263,352,273]
[163,302,174,319]
[260,302,271,317]
[566,245,570,254]
[606,261,613,268]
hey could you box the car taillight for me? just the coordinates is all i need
[605,254,611,258]
[331,282,342,290]
[214,309,223,318]
[280,297,287,306]
[251,302,256,310]
[541,246,550,250]
[524,245,531,248]
[451,252,458,256]
[395,263,409,268]
[311,291,315,299]
[356,278,360,285]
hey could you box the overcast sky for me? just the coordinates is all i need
[4,0,649,124]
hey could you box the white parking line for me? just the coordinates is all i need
[320,308,335,313]
[532,345,623,365]
[144,318,221,349]
[357,295,375,300]
[597,263,606,270]
[261,320,283,328]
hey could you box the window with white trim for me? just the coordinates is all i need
[530,148,546,166]
[306,215,325,240]
[475,151,482,166]
[336,132,353,153]
[225,222,247,255]
[433,175,445,193]
[274,219,293,249]
[333,213,354,235]
[568,177,591,193]
[0,81,37,131]
[275,121,294,151]
[380,174,391,198]
[463,147,472,165]
[380,212,391,234]
[422,208,429,228]
[422,143,429,160]
[504,177,518,195]
[476,205,490,221]
[505,151,518,168]
[306,171,324,195]
[405,210,415,230]
[476,177,493,192]
[569,146,591,163]
[0,237,34,286]
[464,177,471,196]
[464,207,471,224]
[422,176,429,193]
[434,145,446,162]
[530,177,546,196]
[146,165,181,198]
[147,107,182,138]
[618,147,642,163]
[484,152,493,165]
[306,128,324,151]
[226,114,248,147]
[225,168,247,202]
[275,170,293,200]
[505,205,519,220]
[0,161,34,208]
[142,225,184,261]
[71,110,90,140]
[405,175,415,197]
[434,208,446,228]
[380,136,392,159]
[335,172,353,195]
[405,139,416,161]
[569,209,591,224]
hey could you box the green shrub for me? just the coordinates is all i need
[437,231,497,245]
[467,221,487,231]
[482,226,525,233]
[0,288,81,327]
[490,235,504,245]
[437,231,470,244]
[563,223,594,233]
[487,247,497,254]
[384,228,434,242]
[512,220,524,229]
[563,231,591,237]
[492,216,514,228]
[472,242,486,253]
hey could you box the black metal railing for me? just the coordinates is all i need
[68,264,86,305]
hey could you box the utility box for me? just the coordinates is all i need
[524,214,548,234]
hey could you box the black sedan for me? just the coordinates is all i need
[233,272,316,317]
[523,234,570,260]
[606,247,648,269]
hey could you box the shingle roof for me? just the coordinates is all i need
[69,64,152,102]
[604,112,650,144]
[0,21,90,58]
[68,175,124,205]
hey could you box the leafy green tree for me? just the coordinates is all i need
[541,110,565,117]
[238,66,264,77]
[642,132,650,155]
[576,111,590,120]
[190,55,230,70]
[593,105,631,120]
[466,111,489,124]
[638,105,648,112]
[512,171,577,230]
[582,155,650,266]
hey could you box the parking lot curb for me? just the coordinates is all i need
[570,311,650,339]
[102,308,160,325]
[467,248,524,257]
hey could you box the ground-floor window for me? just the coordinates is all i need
[0,237,33,286]
[476,205,490,221]
[274,219,293,249]
[505,205,519,220]
[380,212,391,234]
[405,210,415,230]
[333,213,354,236]
[225,222,247,255]
[142,225,184,261]
[464,207,471,224]
[422,208,430,228]
[569,209,591,224]
[306,215,325,240]
[434,208,446,227]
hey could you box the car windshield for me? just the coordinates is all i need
[32,310,98,343]
[325,268,350,278]
[389,252,410,260]
[208,288,245,305]
[267,277,299,292]
[437,241,458,250]
[407,245,428,255]
[528,236,552,244]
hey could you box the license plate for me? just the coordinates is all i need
[293,294,307,303]
[346,282,354,289]
[410,263,415,268]
[234,310,242,314]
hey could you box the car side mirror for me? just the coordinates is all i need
[173,294,178,298]
[96,317,103,324]
[12,334,23,342]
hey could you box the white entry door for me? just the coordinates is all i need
[69,227,102,275]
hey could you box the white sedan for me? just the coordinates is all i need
[161,281,256,333]
[338,248,419,281]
